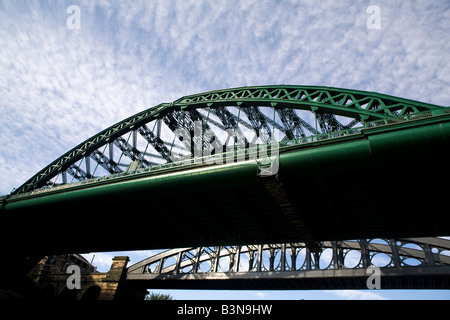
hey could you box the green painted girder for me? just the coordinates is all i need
[2,114,450,256]
[174,85,443,120]
[10,85,445,195]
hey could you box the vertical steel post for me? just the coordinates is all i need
[109,142,114,162]
[257,245,263,272]
[175,251,183,274]
[360,239,370,268]
[194,247,202,273]
[132,130,137,150]
[423,244,436,266]
[234,246,241,272]
[332,241,339,269]
[213,247,221,273]
[305,248,311,271]
[390,239,401,267]
[85,156,91,177]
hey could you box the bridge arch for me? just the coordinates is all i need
[10,85,445,195]
[126,238,450,290]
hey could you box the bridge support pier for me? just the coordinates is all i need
[27,255,148,300]
[108,256,148,300]
[98,256,129,300]
[83,255,147,300]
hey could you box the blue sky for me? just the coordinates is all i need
[1,0,450,300]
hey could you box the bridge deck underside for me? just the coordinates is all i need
[125,266,450,290]
[3,117,450,256]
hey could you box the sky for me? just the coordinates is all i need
[1,0,450,300]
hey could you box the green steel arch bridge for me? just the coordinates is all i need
[1,85,450,290]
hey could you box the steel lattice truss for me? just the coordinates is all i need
[12,85,444,195]
[128,238,450,274]
[126,237,450,289]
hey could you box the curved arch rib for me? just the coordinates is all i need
[12,85,445,195]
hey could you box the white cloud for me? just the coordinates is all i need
[1,0,449,196]
[328,290,388,300]
[82,252,115,272]
[253,292,269,298]
[81,249,161,272]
